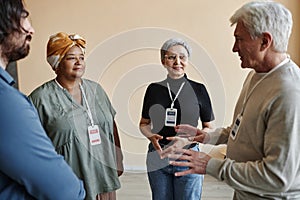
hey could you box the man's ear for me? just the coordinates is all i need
[260,32,272,50]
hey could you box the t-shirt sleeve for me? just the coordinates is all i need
[141,84,153,119]
[197,84,215,122]
[96,83,116,117]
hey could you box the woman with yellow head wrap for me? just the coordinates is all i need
[46,32,86,70]
[29,32,123,200]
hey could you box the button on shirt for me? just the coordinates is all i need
[0,67,86,200]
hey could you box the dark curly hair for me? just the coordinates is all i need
[0,0,28,44]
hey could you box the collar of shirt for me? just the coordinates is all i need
[0,66,15,86]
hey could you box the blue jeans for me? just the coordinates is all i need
[146,143,203,200]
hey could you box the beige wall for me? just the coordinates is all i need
[277,0,300,65]
[20,0,299,170]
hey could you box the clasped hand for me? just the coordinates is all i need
[154,124,211,176]
[160,124,208,158]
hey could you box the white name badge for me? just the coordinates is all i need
[230,114,242,140]
[165,108,177,127]
[88,125,101,145]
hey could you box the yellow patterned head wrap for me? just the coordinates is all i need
[46,32,86,70]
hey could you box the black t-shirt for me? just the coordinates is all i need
[141,74,215,145]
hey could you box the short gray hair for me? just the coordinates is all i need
[230,0,293,52]
[160,38,192,61]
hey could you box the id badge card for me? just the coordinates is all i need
[165,108,177,127]
[230,114,242,140]
[88,125,101,145]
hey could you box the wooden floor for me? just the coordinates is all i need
[117,171,234,200]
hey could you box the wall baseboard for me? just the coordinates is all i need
[124,165,147,172]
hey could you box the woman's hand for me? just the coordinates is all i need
[148,134,164,152]
[139,118,163,153]
[160,136,192,158]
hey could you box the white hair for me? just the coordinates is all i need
[230,0,293,52]
[160,38,192,61]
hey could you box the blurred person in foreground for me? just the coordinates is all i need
[29,32,123,200]
[165,1,300,199]
[139,38,215,200]
[0,0,85,199]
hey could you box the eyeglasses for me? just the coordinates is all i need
[164,54,188,62]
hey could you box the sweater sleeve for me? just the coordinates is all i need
[206,89,300,194]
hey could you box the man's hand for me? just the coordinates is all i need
[168,149,211,176]
[175,124,209,143]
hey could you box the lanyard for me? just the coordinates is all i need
[54,79,64,89]
[240,58,289,115]
[167,82,185,109]
[55,79,95,126]
[79,83,95,126]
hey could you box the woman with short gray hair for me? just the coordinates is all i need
[139,38,215,200]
